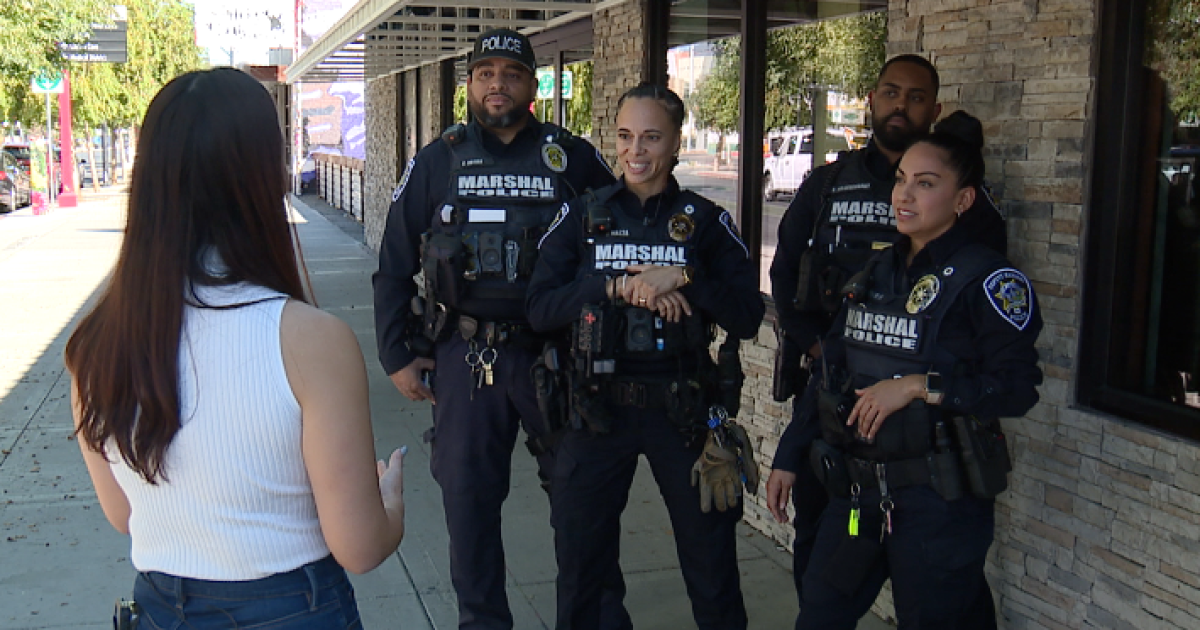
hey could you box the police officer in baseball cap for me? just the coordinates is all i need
[469,27,537,74]
[373,26,625,630]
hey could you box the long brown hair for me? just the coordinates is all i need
[65,68,306,483]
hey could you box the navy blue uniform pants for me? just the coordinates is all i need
[550,407,747,630]
[797,484,997,630]
[788,375,828,624]
[430,334,629,630]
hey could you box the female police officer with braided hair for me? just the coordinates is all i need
[796,113,1042,629]
[526,83,764,630]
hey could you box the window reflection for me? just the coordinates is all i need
[1135,0,1200,408]
[666,11,886,292]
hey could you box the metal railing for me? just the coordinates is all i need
[313,153,365,221]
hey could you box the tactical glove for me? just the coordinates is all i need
[690,422,760,513]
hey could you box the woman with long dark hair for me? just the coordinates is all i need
[65,68,404,628]
[797,114,1042,628]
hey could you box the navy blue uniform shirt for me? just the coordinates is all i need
[373,117,614,375]
[527,176,764,343]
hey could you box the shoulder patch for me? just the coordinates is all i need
[392,158,416,202]
[718,210,749,259]
[983,268,1034,330]
[595,147,614,176]
[539,203,571,249]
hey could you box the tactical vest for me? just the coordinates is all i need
[834,243,1005,460]
[574,186,714,366]
[421,123,572,322]
[796,149,902,314]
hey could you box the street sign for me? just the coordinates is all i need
[536,69,574,100]
[31,72,64,94]
[59,5,128,64]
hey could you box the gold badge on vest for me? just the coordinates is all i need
[906,274,941,314]
[541,143,567,173]
[668,213,695,243]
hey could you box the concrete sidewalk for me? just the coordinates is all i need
[0,191,889,629]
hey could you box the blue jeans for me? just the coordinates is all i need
[133,555,362,629]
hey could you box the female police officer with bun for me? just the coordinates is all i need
[526,83,764,630]
[797,113,1042,629]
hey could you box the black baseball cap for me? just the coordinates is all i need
[468,28,536,74]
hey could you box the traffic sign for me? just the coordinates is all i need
[31,72,64,94]
[536,69,574,100]
[59,5,128,64]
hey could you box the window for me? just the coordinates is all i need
[1081,0,1200,434]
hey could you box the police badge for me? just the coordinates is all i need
[667,213,695,243]
[542,143,567,173]
[906,274,941,314]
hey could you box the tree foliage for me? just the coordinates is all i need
[691,12,886,133]
[565,60,593,136]
[1148,0,1200,122]
[0,0,113,78]
[1,0,202,131]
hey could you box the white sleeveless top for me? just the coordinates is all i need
[110,282,329,580]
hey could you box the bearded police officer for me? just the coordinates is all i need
[764,54,1007,608]
[372,28,620,630]
[527,84,764,630]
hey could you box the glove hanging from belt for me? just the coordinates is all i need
[690,422,759,513]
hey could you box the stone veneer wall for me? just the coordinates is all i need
[420,63,443,149]
[364,73,401,251]
[404,69,421,169]
[591,0,649,170]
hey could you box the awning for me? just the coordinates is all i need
[286,0,599,83]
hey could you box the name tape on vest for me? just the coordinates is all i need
[594,243,688,270]
[457,174,556,199]
[844,308,921,352]
[830,201,896,227]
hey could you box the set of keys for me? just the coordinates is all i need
[846,463,895,543]
[465,339,499,396]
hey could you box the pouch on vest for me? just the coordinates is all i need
[809,438,851,498]
[666,378,708,441]
[532,343,569,436]
[422,231,467,306]
[817,368,858,447]
[794,248,830,312]
[572,383,613,435]
[953,416,1012,498]
[861,403,934,460]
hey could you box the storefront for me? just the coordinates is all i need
[290,1,1200,626]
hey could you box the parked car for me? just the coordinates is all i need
[3,142,65,192]
[2,142,32,175]
[0,151,32,213]
[762,128,851,201]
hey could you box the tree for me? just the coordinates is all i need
[0,0,113,79]
[691,12,886,135]
[1148,0,1200,122]
[565,61,593,136]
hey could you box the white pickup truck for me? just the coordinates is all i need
[762,129,850,201]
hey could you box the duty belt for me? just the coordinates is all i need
[603,380,675,408]
[456,314,546,350]
[845,452,960,492]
